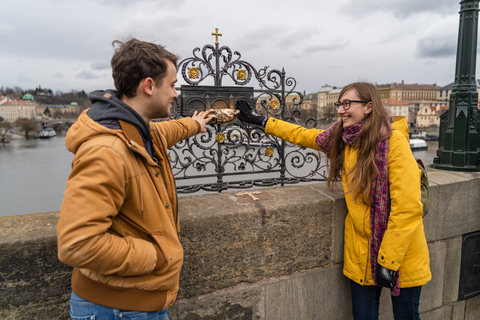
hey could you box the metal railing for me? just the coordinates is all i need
[166,30,328,193]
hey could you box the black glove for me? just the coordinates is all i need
[375,263,397,288]
[235,100,268,127]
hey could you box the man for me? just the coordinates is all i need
[57,38,213,319]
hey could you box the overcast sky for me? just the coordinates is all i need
[0,0,469,95]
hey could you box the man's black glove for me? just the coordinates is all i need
[375,263,397,288]
[235,100,268,127]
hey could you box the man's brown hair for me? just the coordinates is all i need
[111,38,179,99]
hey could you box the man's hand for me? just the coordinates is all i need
[192,110,215,133]
[235,100,268,127]
[375,263,397,288]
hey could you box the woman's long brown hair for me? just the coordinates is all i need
[326,82,391,201]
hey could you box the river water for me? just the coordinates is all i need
[0,134,439,218]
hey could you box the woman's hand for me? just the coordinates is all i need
[235,100,268,127]
[375,263,397,288]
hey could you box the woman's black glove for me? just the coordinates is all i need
[375,263,396,288]
[235,100,268,127]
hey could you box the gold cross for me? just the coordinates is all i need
[212,28,222,45]
[235,191,262,201]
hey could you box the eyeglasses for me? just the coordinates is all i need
[334,99,370,111]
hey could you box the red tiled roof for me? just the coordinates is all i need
[382,98,410,106]
[2,101,36,106]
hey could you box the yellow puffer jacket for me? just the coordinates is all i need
[265,116,431,288]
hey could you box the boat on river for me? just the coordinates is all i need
[409,139,428,151]
[38,128,57,139]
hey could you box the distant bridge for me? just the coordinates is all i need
[38,118,77,128]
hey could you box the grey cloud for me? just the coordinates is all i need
[51,73,64,79]
[414,16,458,59]
[237,24,288,50]
[94,0,186,6]
[415,39,456,59]
[91,62,110,70]
[238,23,344,56]
[304,41,348,53]
[75,71,100,80]
[18,74,34,83]
[343,0,458,19]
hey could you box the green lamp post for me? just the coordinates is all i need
[432,0,480,171]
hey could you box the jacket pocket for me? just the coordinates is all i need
[150,232,184,289]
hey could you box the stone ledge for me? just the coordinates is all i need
[178,184,335,298]
[1,171,479,319]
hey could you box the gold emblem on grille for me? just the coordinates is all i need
[265,146,274,157]
[236,69,247,80]
[188,67,199,79]
[216,132,226,143]
[270,100,279,110]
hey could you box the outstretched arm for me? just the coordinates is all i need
[235,100,323,150]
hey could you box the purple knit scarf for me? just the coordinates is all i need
[315,121,400,296]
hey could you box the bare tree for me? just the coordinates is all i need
[0,120,13,142]
[15,118,41,138]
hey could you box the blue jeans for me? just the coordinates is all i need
[69,292,169,320]
[350,281,422,320]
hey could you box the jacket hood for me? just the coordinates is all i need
[66,90,153,155]
[65,109,120,154]
[391,116,410,143]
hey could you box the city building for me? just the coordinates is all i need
[416,104,449,128]
[297,93,317,119]
[22,92,34,102]
[36,103,78,118]
[376,81,440,101]
[314,85,343,120]
[0,95,8,120]
[0,100,37,122]
[382,98,410,118]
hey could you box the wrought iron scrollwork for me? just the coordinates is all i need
[169,31,327,193]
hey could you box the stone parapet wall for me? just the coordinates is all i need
[1,170,480,319]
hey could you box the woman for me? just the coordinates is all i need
[236,82,431,320]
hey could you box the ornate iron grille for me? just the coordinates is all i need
[167,29,328,193]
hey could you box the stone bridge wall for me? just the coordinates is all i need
[1,170,480,319]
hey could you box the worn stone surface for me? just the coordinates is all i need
[445,237,462,304]
[421,241,446,312]
[169,285,262,320]
[422,177,439,242]
[0,214,71,320]
[264,266,351,320]
[310,184,347,264]
[429,171,480,240]
[179,185,333,298]
[420,305,451,320]
[0,212,59,245]
[465,294,480,320]
[0,301,69,320]
[452,300,466,320]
